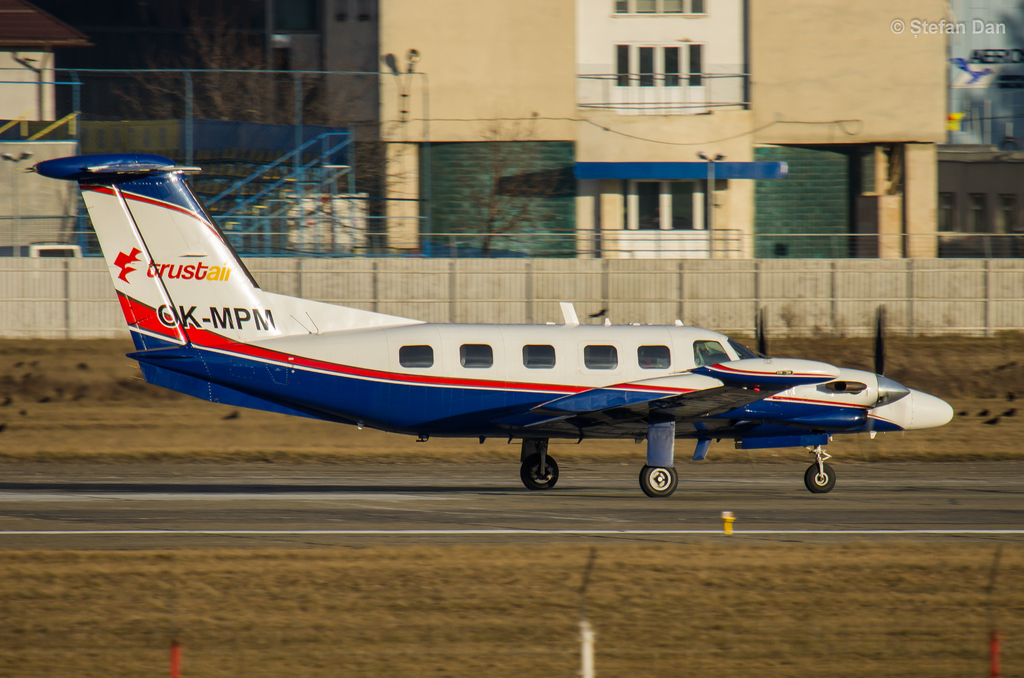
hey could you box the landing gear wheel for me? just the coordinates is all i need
[639,465,678,498]
[804,462,836,494]
[520,452,559,490]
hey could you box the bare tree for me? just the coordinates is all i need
[467,118,573,257]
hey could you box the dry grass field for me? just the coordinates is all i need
[0,336,1020,463]
[0,338,1022,677]
[0,543,1021,678]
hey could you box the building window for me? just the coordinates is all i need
[969,193,987,233]
[671,182,694,229]
[584,345,618,370]
[688,44,703,86]
[638,345,671,369]
[616,45,630,87]
[639,47,655,86]
[460,344,493,368]
[399,345,433,368]
[637,182,661,229]
[627,181,698,230]
[274,0,318,30]
[997,194,1017,233]
[938,192,956,232]
[614,0,701,12]
[693,340,729,367]
[523,345,556,369]
[664,47,680,87]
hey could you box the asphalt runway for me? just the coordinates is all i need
[0,460,1022,549]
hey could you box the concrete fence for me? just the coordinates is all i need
[1,258,1022,339]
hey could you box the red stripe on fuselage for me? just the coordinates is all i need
[768,395,870,410]
[183,326,586,395]
[117,292,183,341]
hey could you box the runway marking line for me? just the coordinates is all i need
[2,529,1024,536]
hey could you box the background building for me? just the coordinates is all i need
[2,0,983,260]
[379,0,947,259]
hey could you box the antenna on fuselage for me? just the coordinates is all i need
[560,302,580,327]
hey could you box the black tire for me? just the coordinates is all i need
[804,462,836,494]
[639,465,678,498]
[520,452,559,490]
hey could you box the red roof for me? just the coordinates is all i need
[0,0,91,49]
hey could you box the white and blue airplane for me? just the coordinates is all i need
[33,153,953,497]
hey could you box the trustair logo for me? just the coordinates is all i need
[114,248,142,283]
[147,260,233,282]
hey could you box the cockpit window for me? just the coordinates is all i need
[727,338,764,360]
[693,340,730,367]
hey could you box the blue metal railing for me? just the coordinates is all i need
[207,131,353,218]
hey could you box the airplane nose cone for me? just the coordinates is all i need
[910,391,954,430]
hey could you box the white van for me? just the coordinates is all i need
[28,243,83,258]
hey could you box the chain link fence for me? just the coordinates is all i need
[2,69,1023,259]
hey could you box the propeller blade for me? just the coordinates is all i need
[874,305,886,376]
[756,307,768,357]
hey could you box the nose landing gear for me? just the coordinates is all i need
[804,445,836,494]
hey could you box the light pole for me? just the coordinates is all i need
[2,151,33,258]
[697,151,724,259]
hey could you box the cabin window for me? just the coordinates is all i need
[460,344,493,368]
[638,345,671,369]
[693,340,729,367]
[399,345,434,368]
[584,345,618,370]
[523,344,556,369]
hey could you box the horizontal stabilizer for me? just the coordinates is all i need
[33,153,198,182]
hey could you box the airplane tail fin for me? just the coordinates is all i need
[34,154,416,350]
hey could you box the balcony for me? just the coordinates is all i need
[577,72,748,115]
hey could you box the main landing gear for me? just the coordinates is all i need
[639,465,678,498]
[520,439,559,490]
[804,445,836,494]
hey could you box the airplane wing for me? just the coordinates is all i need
[492,358,840,438]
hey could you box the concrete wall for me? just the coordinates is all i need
[2,258,1021,339]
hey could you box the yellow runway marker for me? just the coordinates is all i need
[722,511,735,536]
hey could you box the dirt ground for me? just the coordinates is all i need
[0,543,1020,678]
[0,336,1021,462]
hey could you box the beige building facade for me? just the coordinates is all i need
[375,0,947,258]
